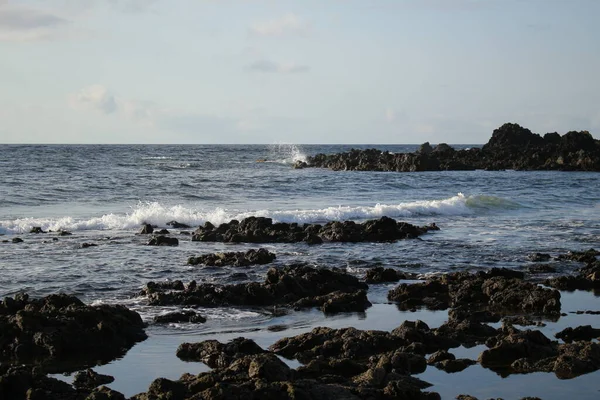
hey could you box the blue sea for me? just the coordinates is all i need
[1,144,599,398]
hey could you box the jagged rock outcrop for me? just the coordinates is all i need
[191,216,439,244]
[303,123,600,172]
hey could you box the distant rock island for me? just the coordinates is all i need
[297,123,600,171]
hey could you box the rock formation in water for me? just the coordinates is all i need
[302,123,600,172]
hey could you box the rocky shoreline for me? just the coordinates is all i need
[296,123,600,172]
[2,225,599,399]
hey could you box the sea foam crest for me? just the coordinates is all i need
[266,143,307,164]
[0,193,516,234]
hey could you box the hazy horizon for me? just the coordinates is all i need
[1,0,599,144]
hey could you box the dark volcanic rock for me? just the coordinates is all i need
[73,369,115,389]
[143,264,370,314]
[147,235,179,246]
[177,337,266,368]
[292,290,372,314]
[12,237,24,243]
[0,293,147,372]
[191,216,438,244]
[556,325,600,343]
[303,123,600,172]
[188,248,276,267]
[389,269,561,316]
[479,326,558,370]
[154,310,206,324]
[546,250,600,291]
[0,365,81,400]
[30,227,46,234]
[388,280,449,310]
[365,267,407,283]
[139,223,154,234]
[434,358,476,373]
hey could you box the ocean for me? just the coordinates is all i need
[1,144,599,398]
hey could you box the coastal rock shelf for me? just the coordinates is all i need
[298,123,600,172]
[0,293,147,372]
[191,216,439,244]
[142,264,372,315]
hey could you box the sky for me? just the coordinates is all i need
[0,0,599,144]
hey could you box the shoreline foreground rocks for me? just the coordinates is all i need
[299,123,600,172]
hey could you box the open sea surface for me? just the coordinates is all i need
[1,144,600,399]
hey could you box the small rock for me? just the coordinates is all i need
[147,236,179,246]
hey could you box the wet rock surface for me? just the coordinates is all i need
[188,248,276,267]
[143,264,371,314]
[147,235,179,246]
[388,268,561,316]
[132,337,440,400]
[191,216,439,244]
[73,369,115,389]
[0,293,147,372]
[304,123,600,172]
[546,249,600,291]
[154,310,207,324]
[364,267,409,283]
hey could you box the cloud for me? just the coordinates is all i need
[246,60,310,74]
[70,85,118,114]
[0,4,69,41]
[249,13,309,37]
[69,85,243,139]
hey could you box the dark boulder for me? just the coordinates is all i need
[147,235,179,246]
[154,310,206,324]
[556,325,600,343]
[73,369,115,389]
[176,337,266,368]
[188,248,276,267]
[0,293,147,372]
[139,224,154,234]
[365,267,407,283]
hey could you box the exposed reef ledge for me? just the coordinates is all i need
[191,216,439,244]
[298,123,600,172]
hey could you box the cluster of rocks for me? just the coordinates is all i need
[191,216,439,244]
[387,268,561,316]
[0,293,147,372]
[0,365,124,400]
[141,264,372,314]
[188,248,276,267]
[545,249,600,291]
[133,331,442,400]
[479,324,600,379]
[300,123,600,172]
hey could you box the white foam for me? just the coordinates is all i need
[266,143,308,164]
[0,193,516,234]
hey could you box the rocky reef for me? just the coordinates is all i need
[300,123,600,172]
[191,216,439,244]
[141,264,372,315]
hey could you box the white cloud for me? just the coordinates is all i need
[69,85,118,114]
[385,108,396,123]
[246,59,309,74]
[249,13,309,37]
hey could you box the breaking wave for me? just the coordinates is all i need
[0,193,519,234]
